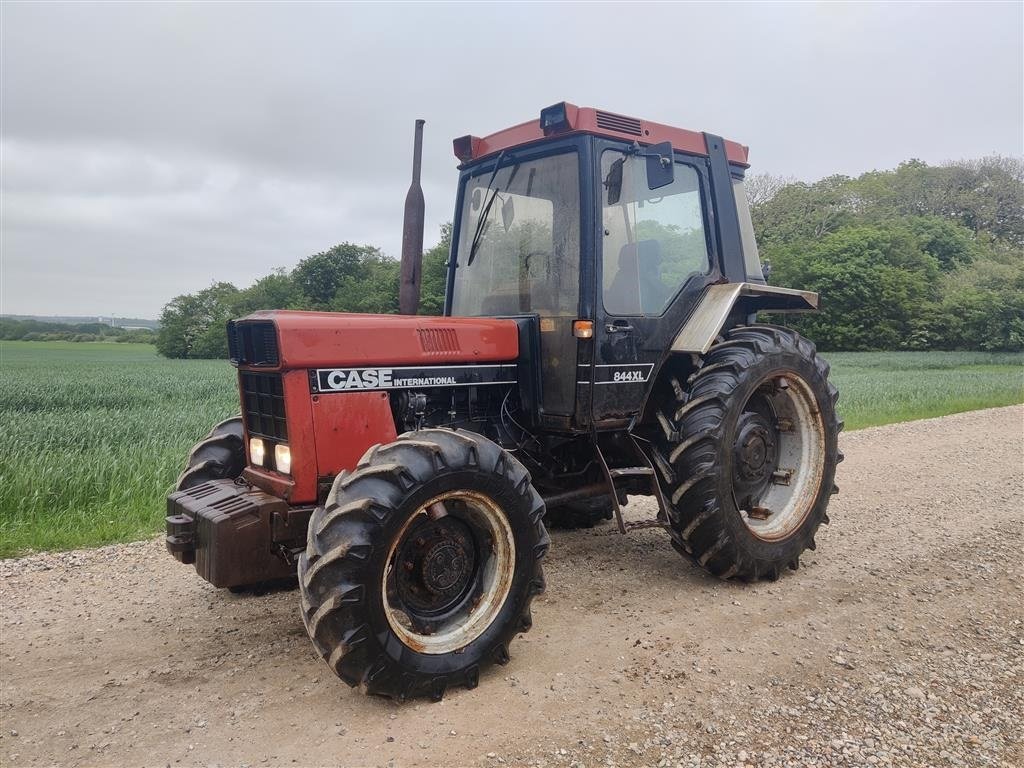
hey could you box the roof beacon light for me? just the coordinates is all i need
[539,102,574,136]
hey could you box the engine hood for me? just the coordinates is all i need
[235,310,520,369]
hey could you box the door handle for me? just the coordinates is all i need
[605,323,634,334]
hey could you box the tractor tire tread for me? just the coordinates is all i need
[175,416,245,491]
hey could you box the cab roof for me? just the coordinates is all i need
[454,102,750,168]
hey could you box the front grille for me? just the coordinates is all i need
[595,110,643,136]
[240,372,287,441]
[228,321,279,367]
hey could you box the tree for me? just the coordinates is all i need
[153,155,1022,358]
[752,175,853,248]
[904,216,977,271]
[770,225,941,351]
[293,243,383,309]
[932,251,1024,351]
[327,254,400,315]
[156,282,239,359]
[744,173,796,209]
[419,223,452,315]
[230,270,300,316]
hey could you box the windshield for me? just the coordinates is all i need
[451,151,580,317]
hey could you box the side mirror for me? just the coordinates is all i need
[605,157,625,205]
[645,141,674,190]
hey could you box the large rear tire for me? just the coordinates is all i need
[175,416,245,491]
[650,324,842,581]
[298,428,549,701]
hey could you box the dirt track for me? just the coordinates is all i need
[2,406,1022,768]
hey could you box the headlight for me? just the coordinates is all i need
[249,437,266,466]
[274,443,292,475]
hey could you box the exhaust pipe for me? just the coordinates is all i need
[399,119,426,315]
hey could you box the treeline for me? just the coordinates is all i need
[156,156,1023,359]
[753,156,1023,351]
[2,318,156,344]
[156,228,451,359]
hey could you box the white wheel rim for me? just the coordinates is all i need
[737,372,826,541]
[382,490,515,655]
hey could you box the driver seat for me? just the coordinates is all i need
[606,239,661,315]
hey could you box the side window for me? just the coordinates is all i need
[601,150,710,316]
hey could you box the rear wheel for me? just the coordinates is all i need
[176,416,245,491]
[298,428,549,701]
[650,325,842,581]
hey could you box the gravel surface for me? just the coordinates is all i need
[2,406,1022,768]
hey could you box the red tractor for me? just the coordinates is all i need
[166,103,842,701]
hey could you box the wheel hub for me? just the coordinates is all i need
[421,539,471,595]
[728,372,827,542]
[394,516,477,616]
[733,411,778,490]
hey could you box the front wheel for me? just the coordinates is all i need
[650,324,842,581]
[175,416,245,491]
[298,429,549,701]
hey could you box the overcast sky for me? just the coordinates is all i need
[2,1,1021,319]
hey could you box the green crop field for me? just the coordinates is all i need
[1,340,1021,558]
[0,342,237,557]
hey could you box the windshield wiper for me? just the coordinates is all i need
[466,153,519,267]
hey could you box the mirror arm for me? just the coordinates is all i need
[626,141,670,164]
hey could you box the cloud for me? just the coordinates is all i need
[2,1,1021,317]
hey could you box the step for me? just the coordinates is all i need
[608,467,655,479]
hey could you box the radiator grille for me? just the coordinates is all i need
[418,327,461,354]
[595,110,643,136]
[228,321,279,367]
[240,372,287,441]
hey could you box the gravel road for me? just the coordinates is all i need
[2,406,1022,768]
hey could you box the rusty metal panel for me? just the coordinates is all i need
[311,390,398,478]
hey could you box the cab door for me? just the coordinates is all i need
[588,142,718,424]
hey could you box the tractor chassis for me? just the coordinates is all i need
[165,428,673,589]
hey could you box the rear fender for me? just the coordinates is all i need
[633,283,818,430]
[670,283,818,355]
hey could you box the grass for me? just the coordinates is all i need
[827,351,1023,430]
[1,342,1021,557]
[0,342,237,557]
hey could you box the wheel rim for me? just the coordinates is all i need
[731,371,826,541]
[382,490,515,655]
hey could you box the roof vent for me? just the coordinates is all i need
[595,110,643,136]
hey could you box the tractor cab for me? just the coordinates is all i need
[444,103,770,430]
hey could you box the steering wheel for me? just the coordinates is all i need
[523,250,553,277]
